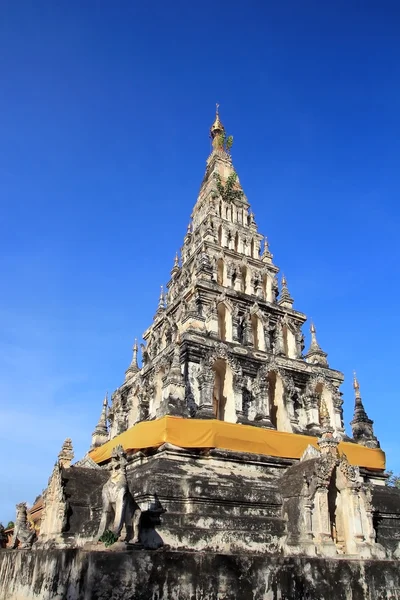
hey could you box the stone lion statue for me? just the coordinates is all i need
[11,503,35,549]
[97,445,141,544]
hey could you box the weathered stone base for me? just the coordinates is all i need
[1,548,400,600]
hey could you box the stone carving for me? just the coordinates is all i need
[11,503,35,549]
[39,461,69,539]
[338,452,359,484]
[252,364,273,426]
[294,326,305,358]
[140,343,150,367]
[241,312,253,346]
[58,438,74,468]
[97,445,141,544]
[273,318,285,355]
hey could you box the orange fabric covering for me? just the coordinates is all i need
[89,416,385,470]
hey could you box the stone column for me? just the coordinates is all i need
[196,368,215,419]
[233,372,245,423]
[313,489,336,556]
[303,500,314,541]
[349,489,365,542]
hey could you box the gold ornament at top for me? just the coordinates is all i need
[210,103,224,139]
[353,371,360,392]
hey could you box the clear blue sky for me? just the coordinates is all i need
[1,1,399,522]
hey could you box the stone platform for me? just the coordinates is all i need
[1,547,400,600]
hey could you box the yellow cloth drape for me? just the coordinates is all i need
[89,416,385,470]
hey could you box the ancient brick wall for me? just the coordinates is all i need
[1,548,400,600]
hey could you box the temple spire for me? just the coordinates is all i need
[317,399,338,457]
[90,393,109,449]
[261,236,273,263]
[58,438,74,469]
[155,285,165,317]
[125,339,139,378]
[350,372,379,448]
[210,103,224,140]
[278,275,293,308]
[305,322,328,367]
[171,252,180,277]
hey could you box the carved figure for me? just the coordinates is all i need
[97,445,141,544]
[295,327,305,358]
[274,319,285,355]
[140,343,150,367]
[11,503,35,549]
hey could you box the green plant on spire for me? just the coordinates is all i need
[213,172,244,203]
[213,131,234,154]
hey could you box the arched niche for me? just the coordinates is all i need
[315,381,335,428]
[212,358,235,422]
[127,386,141,427]
[251,313,265,351]
[217,258,224,286]
[263,273,273,302]
[282,322,297,359]
[268,369,292,432]
[327,468,346,552]
[217,301,233,342]
[241,265,247,293]
[218,224,223,245]
[234,232,239,252]
[151,367,166,417]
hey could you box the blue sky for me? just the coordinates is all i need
[1,1,399,522]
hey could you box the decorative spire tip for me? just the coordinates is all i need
[353,371,360,391]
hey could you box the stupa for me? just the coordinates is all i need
[1,107,400,600]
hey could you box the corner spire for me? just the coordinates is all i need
[58,438,74,468]
[261,236,273,263]
[350,372,379,448]
[278,275,294,308]
[125,339,139,378]
[317,399,338,457]
[155,285,165,317]
[304,321,328,367]
[171,252,180,277]
[91,393,109,449]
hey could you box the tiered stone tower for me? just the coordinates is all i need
[4,109,400,600]
[96,107,378,449]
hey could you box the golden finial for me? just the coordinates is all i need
[282,274,287,286]
[310,322,316,334]
[210,103,224,139]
